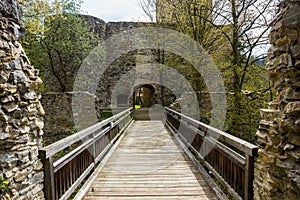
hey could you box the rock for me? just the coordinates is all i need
[0,83,17,93]
[269,31,280,45]
[276,160,295,170]
[10,119,21,128]
[257,3,300,197]
[284,87,300,100]
[4,170,14,178]
[0,108,9,121]
[34,119,44,130]
[9,129,20,139]
[291,44,300,58]
[278,154,289,160]
[17,82,29,94]
[0,131,9,140]
[284,102,300,116]
[258,149,276,164]
[29,147,39,158]
[31,172,44,185]
[1,95,15,103]
[29,78,43,91]
[0,39,10,50]
[19,126,30,134]
[0,0,22,23]
[12,108,22,119]
[37,102,45,116]
[9,60,22,70]
[19,101,28,107]
[284,144,295,151]
[23,92,36,100]
[286,28,299,43]
[260,109,282,121]
[0,50,6,58]
[291,135,300,146]
[11,70,27,83]
[282,4,300,28]
[3,102,18,112]
[296,59,300,68]
[18,186,30,195]
[0,73,9,84]
[14,171,27,183]
[15,150,29,158]
[33,160,43,171]
[290,152,300,161]
[276,36,289,47]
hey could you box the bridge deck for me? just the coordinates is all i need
[83,121,218,200]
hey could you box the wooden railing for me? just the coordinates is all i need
[39,108,133,200]
[165,108,258,200]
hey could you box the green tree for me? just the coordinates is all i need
[18,0,100,92]
[142,0,278,142]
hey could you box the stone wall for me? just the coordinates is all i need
[254,0,300,199]
[0,0,45,199]
[41,19,174,144]
[41,16,207,144]
[41,92,98,146]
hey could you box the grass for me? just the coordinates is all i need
[134,105,141,109]
[100,111,113,121]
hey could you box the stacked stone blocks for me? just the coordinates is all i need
[0,0,45,199]
[254,1,300,199]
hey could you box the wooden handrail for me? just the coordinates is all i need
[39,108,133,200]
[165,108,258,200]
[166,108,258,156]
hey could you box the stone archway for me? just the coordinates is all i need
[134,84,156,108]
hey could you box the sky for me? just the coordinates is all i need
[81,0,151,22]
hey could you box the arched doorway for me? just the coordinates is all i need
[133,84,155,108]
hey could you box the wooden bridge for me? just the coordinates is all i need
[39,108,258,200]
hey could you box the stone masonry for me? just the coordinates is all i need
[254,0,300,199]
[41,92,98,146]
[42,18,176,144]
[0,0,45,199]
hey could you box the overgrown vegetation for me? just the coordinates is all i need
[140,0,278,143]
[18,0,101,92]
[17,0,279,143]
[0,176,9,196]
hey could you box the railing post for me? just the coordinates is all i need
[39,150,56,200]
[92,132,96,166]
[244,154,255,200]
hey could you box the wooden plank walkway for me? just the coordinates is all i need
[83,121,218,200]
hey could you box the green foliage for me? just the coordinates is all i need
[224,62,273,143]
[134,105,141,109]
[41,13,100,91]
[0,176,10,195]
[18,0,101,92]
[161,0,276,143]
[100,111,113,121]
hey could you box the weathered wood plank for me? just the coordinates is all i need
[84,195,217,200]
[83,121,218,199]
